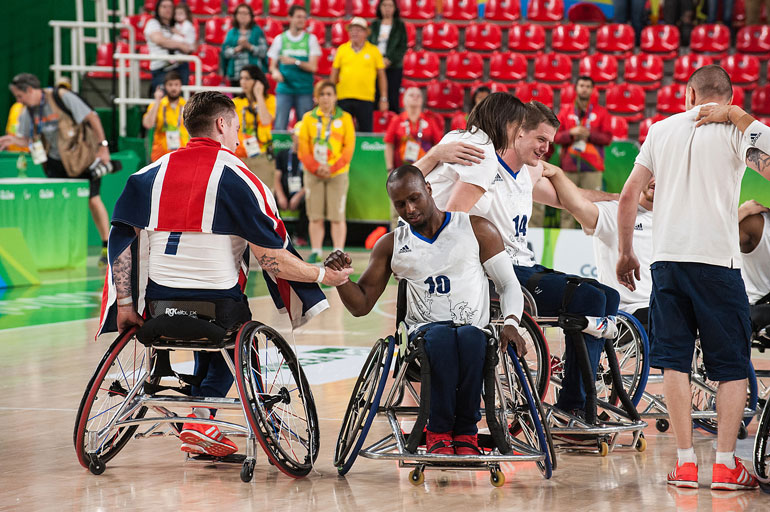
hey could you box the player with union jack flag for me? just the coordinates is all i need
[97,91,352,457]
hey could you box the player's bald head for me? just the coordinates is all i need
[386,165,428,193]
[686,65,733,103]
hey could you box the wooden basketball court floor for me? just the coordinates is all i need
[1,253,769,511]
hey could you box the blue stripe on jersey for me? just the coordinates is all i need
[410,211,452,244]
[112,162,162,229]
[497,154,521,179]
[164,232,182,254]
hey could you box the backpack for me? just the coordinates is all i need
[45,87,100,177]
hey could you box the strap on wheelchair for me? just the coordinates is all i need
[406,338,431,454]
[484,339,512,455]
[603,339,642,421]
[523,269,559,297]
[572,333,598,425]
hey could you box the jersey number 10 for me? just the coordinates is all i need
[424,275,451,294]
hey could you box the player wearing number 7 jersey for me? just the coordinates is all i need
[324,165,526,456]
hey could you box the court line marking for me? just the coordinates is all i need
[0,406,78,412]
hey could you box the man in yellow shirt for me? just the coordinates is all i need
[142,71,189,162]
[330,17,388,133]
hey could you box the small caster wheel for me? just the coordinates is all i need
[597,440,609,457]
[409,469,424,486]
[635,434,647,453]
[240,460,255,483]
[490,469,505,487]
[738,424,748,440]
[88,456,106,475]
[656,419,670,433]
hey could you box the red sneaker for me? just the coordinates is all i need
[453,434,482,455]
[667,461,699,489]
[179,414,238,457]
[426,430,453,455]
[711,457,759,491]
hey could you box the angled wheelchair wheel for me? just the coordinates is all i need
[601,311,650,407]
[74,327,156,469]
[334,336,395,475]
[754,400,770,483]
[234,321,320,478]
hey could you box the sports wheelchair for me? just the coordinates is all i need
[334,282,555,486]
[748,302,770,490]
[73,300,319,482]
[491,285,649,456]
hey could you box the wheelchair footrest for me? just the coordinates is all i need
[186,453,246,464]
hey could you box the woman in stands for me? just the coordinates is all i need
[232,65,276,188]
[144,0,194,93]
[222,3,269,86]
[368,0,407,113]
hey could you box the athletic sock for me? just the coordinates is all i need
[311,248,322,255]
[333,247,343,253]
[677,447,697,465]
[192,408,209,419]
[715,451,736,468]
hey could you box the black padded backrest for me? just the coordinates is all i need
[136,315,226,346]
[395,279,408,328]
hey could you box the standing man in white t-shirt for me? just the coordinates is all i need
[617,65,770,491]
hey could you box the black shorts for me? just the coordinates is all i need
[43,158,101,198]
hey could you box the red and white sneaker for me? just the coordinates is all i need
[711,457,759,491]
[180,443,206,455]
[426,430,453,455]
[453,434,482,456]
[667,461,699,488]
[179,414,238,457]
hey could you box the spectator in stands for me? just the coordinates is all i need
[613,0,646,45]
[145,0,194,94]
[172,4,197,56]
[268,5,321,130]
[745,0,768,24]
[142,71,189,162]
[298,80,356,263]
[232,64,276,187]
[384,87,442,172]
[705,0,734,25]
[368,0,407,114]
[274,122,308,245]
[0,73,112,266]
[222,3,269,86]
[450,85,490,131]
[331,17,388,133]
[662,0,694,45]
[554,76,612,229]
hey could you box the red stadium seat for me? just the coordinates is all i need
[401,0,436,20]
[595,23,635,58]
[508,23,546,55]
[465,23,502,51]
[558,83,599,107]
[445,51,484,80]
[311,0,345,18]
[751,84,770,115]
[690,23,730,59]
[470,80,514,93]
[443,0,478,20]
[194,44,221,74]
[201,73,225,86]
[352,0,378,17]
[421,22,459,51]
[732,85,746,108]
[526,0,565,24]
[316,47,336,76]
[567,2,607,25]
[608,115,629,140]
[484,0,521,21]
[405,22,417,48]
[187,0,221,15]
[513,83,554,107]
[305,20,327,45]
[373,110,396,133]
[624,53,664,90]
[722,54,760,90]
[204,17,233,45]
[426,80,464,110]
[137,44,152,79]
[269,0,304,17]
[534,52,573,84]
[489,51,528,82]
[228,0,263,15]
[640,25,680,60]
[87,42,130,78]
[638,114,668,143]
[262,19,286,44]
[450,111,468,131]
[578,54,618,88]
[424,110,447,132]
[403,50,441,80]
[605,83,646,121]
[551,23,590,57]
[120,14,151,43]
[736,25,770,59]
[672,54,714,83]
[656,83,687,114]
[330,21,350,46]
[143,0,155,12]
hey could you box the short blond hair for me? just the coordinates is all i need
[314,80,336,99]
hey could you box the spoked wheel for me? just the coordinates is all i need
[74,327,156,469]
[234,321,319,478]
[334,336,395,475]
[753,400,770,484]
[600,311,650,407]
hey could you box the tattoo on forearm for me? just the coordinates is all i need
[748,148,770,174]
[113,249,132,298]
[258,255,280,274]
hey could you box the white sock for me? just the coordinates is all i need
[716,451,736,468]
[333,247,343,253]
[677,447,697,465]
[311,248,322,255]
[192,407,209,419]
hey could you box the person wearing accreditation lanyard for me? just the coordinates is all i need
[273,121,308,245]
[231,65,276,188]
[384,87,443,172]
[142,71,189,162]
[297,80,356,263]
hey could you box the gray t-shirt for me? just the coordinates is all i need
[17,89,93,160]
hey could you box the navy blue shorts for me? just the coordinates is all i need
[649,261,751,381]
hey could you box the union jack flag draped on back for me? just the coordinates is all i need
[96,137,328,339]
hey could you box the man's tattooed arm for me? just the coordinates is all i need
[113,247,132,299]
[258,254,280,274]
[747,148,770,177]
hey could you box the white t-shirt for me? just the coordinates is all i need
[635,103,752,268]
[376,23,392,57]
[741,211,770,304]
[426,129,499,217]
[267,31,322,60]
[147,231,247,290]
[586,201,653,313]
[172,20,197,47]
[144,18,177,71]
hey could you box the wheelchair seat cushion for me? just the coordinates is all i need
[136,314,227,346]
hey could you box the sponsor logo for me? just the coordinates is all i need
[0,190,14,200]
[634,222,643,231]
[77,187,90,197]
[39,189,54,199]
[361,141,386,151]
[165,307,198,318]
[398,245,411,253]
[750,132,762,146]
[493,173,504,183]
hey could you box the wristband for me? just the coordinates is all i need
[316,266,325,284]
[503,317,519,328]
[117,296,133,306]
[294,59,301,67]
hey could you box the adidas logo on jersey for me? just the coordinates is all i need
[750,132,762,146]
[494,173,504,183]
[399,245,412,254]
[634,223,643,231]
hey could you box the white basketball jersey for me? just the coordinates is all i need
[741,212,770,304]
[391,212,489,332]
[483,156,537,266]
